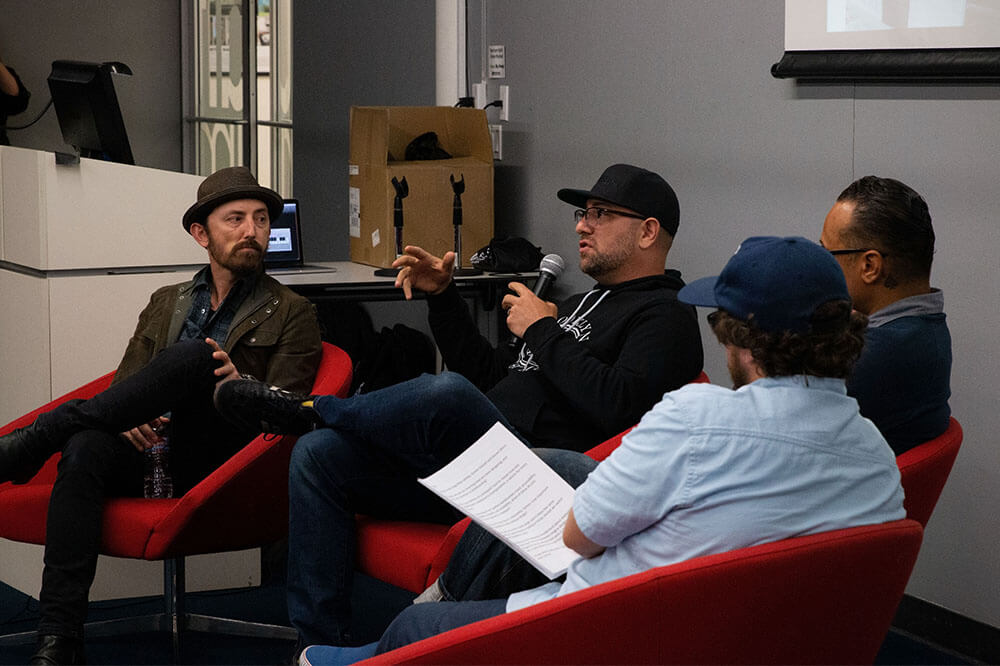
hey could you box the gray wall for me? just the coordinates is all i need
[292,0,436,262]
[0,0,183,171]
[474,0,1000,629]
[2,0,998,634]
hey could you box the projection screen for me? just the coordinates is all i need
[771,0,1000,80]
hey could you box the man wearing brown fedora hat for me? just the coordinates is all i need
[0,166,322,664]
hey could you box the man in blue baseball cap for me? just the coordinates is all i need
[679,235,860,388]
[294,236,907,663]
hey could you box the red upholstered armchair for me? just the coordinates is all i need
[355,437,634,594]
[0,342,352,651]
[355,371,710,595]
[896,416,962,528]
[357,519,924,665]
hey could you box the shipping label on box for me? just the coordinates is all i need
[348,106,495,268]
[349,185,360,238]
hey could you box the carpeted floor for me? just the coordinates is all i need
[0,576,975,665]
[0,574,412,665]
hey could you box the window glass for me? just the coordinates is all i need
[190,0,292,194]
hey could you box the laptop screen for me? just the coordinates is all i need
[265,199,303,267]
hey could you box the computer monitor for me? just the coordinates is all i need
[265,199,305,268]
[47,60,134,165]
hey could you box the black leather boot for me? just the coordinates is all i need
[214,379,321,435]
[28,634,86,665]
[0,399,82,485]
[0,424,54,485]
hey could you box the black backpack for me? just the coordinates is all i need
[314,301,436,395]
[352,323,436,395]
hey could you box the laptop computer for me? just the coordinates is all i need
[265,199,337,274]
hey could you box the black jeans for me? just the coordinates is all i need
[36,339,256,639]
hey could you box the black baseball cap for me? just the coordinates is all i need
[557,164,680,236]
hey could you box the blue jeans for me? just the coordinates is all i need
[375,599,508,655]
[286,372,524,647]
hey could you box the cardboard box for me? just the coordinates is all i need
[349,106,494,268]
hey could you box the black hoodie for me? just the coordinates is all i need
[427,270,704,451]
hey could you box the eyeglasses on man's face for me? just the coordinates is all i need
[825,247,889,258]
[574,207,647,225]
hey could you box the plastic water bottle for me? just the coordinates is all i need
[143,421,174,499]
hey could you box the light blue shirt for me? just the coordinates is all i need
[507,376,905,612]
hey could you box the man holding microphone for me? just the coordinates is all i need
[216,163,704,651]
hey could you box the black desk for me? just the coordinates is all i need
[272,261,536,309]
[272,261,538,343]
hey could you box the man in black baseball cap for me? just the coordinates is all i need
[554,163,680,284]
[557,163,680,235]
[0,166,321,664]
[213,163,704,651]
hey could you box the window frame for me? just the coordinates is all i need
[181,0,293,193]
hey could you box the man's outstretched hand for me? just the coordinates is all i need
[392,245,456,300]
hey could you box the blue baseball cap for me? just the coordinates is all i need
[678,236,850,332]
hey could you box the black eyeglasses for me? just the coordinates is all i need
[574,207,647,225]
[827,248,889,257]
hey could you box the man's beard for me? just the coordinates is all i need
[580,236,632,280]
[728,355,752,389]
[209,237,265,276]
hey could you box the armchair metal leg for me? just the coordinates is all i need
[162,556,297,655]
[185,613,298,640]
[168,557,184,661]
[0,556,297,659]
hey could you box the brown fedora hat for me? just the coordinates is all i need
[182,166,284,232]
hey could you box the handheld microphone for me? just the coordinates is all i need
[507,254,565,349]
[532,253,565,298]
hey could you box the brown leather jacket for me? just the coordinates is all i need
[112,272,322,394]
